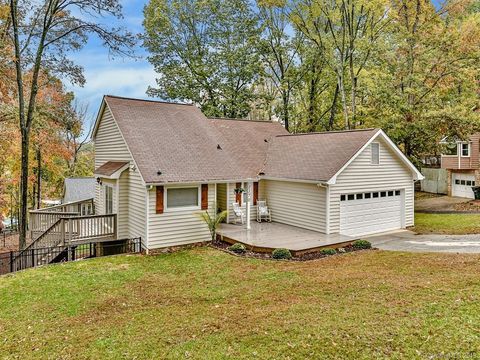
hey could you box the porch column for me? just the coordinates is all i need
[245,181,252,230]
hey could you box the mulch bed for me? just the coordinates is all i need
[210,239,373,262]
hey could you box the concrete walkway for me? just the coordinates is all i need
[366,230,480,253]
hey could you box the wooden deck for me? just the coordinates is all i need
[217,222,357,256]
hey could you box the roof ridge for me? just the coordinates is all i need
[208,117,277,124]
[275,128,378,137]
[104,95,194,106]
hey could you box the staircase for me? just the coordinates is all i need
[13,204,117,272]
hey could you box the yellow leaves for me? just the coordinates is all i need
[0,4,9,21]
[257,0,286,8]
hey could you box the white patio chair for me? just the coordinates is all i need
[256,200,271,222]
[232,202,245,225]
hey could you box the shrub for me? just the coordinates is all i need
[320,248,336,256]
[228,243,247,254]
[352,240,372,250]
[272,248,292,260]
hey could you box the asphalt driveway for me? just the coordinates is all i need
[366,230,480,253]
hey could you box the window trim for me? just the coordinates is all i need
[164,185,201,212]
[461,142,470,157]
[371,142,380,165]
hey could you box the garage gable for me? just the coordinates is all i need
[327,130,423,185]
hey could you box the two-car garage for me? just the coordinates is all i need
[339,189,404,237]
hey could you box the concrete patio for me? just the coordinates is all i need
[217,222,356,255]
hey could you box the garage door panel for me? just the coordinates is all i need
[452,173,475,199]
[340,189,403,236]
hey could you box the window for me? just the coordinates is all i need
[395,190,401,196]
[380,191,387,197]
[104,186,113,214]
[388,191,394,197]
[461,143,470,157]
[461,180,466,185]
[455,179,460,185]
[341,195,346,201]
[467,180,472,186]
[356,193,363,200]
[371,143,380,165]
[365,193,372,199]
[348,194,355,200]
[166,187,199,209]
[372,192,379,198]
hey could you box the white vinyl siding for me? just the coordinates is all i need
[262,180,327,233]
[329,137,414,233]
[117,170,129,238]
[94,105,146,244]
[147,183,215,248]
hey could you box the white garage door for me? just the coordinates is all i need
[340,190,403,237]
[452,173,475,199]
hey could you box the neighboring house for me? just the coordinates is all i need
[440,134,480,198]
[92,95,423,251]
[62,177,96,215]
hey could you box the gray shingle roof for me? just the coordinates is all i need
[262,129,379,182]
[104,96,287,184]
[102,96,380,184]
[63,177,96,203]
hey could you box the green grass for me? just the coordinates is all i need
[413,212,480,234]
[1,248,480,359]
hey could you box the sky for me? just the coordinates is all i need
[66,0,155,127]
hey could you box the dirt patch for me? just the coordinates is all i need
[0,232,20,253]
[453,200,480,212]
[415,191,443,200]
[210,239,373,261]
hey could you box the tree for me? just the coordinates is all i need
[7,0,135,248]
[256,0,303,131]
[291,0,391,129]
[365,0,480,162]
[144,0,262,118]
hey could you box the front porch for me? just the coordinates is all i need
[217,222,357,256]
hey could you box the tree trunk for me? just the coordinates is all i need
[282,91,289,132]
[19,129,29,249]
[329,83,339,130]
[36,147,41,209]
[337,71,349,130]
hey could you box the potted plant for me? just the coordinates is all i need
[234,187,245,195]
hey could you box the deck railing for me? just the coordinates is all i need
[29,198,95,240]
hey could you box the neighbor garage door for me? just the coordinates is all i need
[452,173,475,199]
[340,189,403,237]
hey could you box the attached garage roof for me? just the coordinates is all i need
[262,129,379,182]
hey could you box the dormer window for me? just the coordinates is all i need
[461,143,470,157]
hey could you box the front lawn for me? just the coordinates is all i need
[1,248,480,359]
[413,212,480,234]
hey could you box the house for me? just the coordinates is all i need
[62,177,96,215]
[92,95,423,251]
[441,134,480,198]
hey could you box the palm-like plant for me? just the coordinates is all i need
[198,205,228,242]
